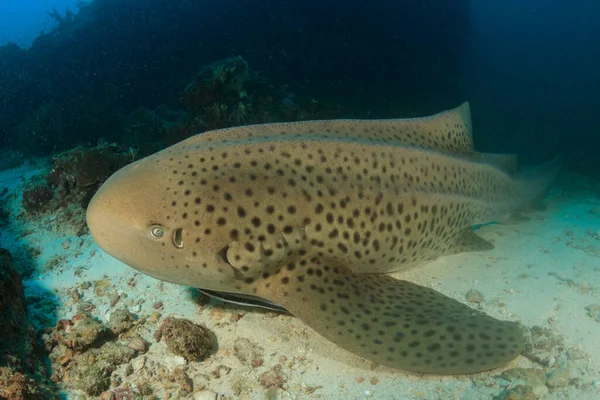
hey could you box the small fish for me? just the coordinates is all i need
[87,102,559,374]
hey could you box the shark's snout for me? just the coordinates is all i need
[87,167,137,259]
[85,158,163,268]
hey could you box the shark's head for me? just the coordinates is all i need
[86,147,236,289]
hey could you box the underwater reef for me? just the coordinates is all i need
[0,0,470,156]
[0,249,58,399]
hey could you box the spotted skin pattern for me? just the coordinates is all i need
[87,102,559,374]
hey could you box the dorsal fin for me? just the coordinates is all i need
[176,102,474,153]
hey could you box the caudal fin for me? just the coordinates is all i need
[519,156,562,209]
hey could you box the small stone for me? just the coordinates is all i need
[500,368,547,387]
[210,365,231,379]
[502,384,536,400]
[465,289,485,303]
[210,308,224,321]
[131,356,146,372]
[172,367,193,392]
[260,369,285,389]
[155,317,211,361]
[532,385,549,398]
[94,279,112,297]
[127,334,148,353]
[193,390,218,400]
[153,301,163,309]
[99,391,116,400]
[522,325,564,366]
[233,337,264,367]
[567,347,587,360]
[109,292,120,307]
[192,372,209,392]
[370,377,379,385]
[230,313,243,323]
[69,359,112,395]
[62,240,71,250]
[546,365,571,388]
[163,355,186,369]
[76,301,96,314]
[97,342,137,366]
[150,312,161,324]
[264,386,291,400]
[585,304,600,322]
[305,385,323,395]
[137,382,153,396]
[108,308,135,335]
[56,313,106,350]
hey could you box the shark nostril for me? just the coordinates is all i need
[150,225,164,239]
[173,228,184,248]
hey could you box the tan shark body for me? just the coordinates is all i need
[87,102,559,374]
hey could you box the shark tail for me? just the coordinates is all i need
[519,155,562,209]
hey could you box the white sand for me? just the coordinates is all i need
[1,162,599,399]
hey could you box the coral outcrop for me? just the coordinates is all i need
[20,144,136,235]
[42,312,147,396]
[154,317,213,362]
[0,249,58,399]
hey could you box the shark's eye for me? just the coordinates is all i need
[150,225,164,239]
[173,228,184,248]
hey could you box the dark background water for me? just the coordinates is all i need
[466,0,600,169]
[0,0,598,174]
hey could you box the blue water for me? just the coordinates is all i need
[0,0,81,48]
[467,1,600,164]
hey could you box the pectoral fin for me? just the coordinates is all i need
[252,254,523,374]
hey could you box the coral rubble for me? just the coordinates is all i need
[0,249,58,399]
[154,317,213,362]
[42,312,144,396]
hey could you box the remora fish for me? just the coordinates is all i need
[87,102,559,374]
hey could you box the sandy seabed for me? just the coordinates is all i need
[1,159,599,400]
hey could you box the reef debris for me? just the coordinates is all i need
[42,312,146,396]
[0,249,58,399]
[154,317,213,362]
